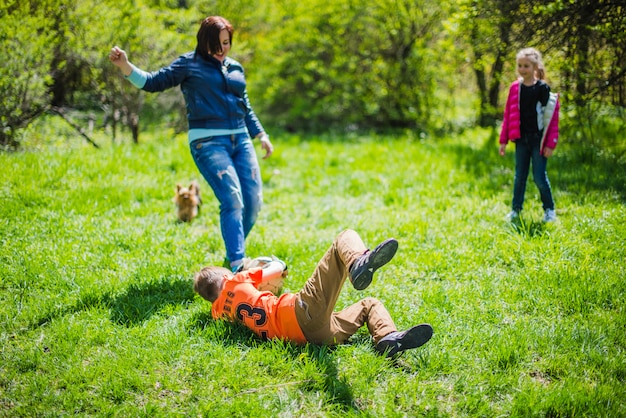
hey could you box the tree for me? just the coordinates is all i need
[250,0,443,133]
[77,0,191,143]
[533,0,626,107]
[451,0,526,128]
[453,0,625,137]
[0,0,56,149]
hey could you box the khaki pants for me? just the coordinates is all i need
[294,229,397,345]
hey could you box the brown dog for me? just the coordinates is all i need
[174,180,201,222]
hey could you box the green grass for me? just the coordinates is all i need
[1,122,625,417]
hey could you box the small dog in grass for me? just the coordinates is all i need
[174,180,202,222]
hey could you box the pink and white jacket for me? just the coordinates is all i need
[499,79,560,154]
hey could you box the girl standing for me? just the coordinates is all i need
[110,16,274,271]
[499,47,560,222]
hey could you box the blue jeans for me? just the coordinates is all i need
[190,134,262,265]
[512,132,554,212]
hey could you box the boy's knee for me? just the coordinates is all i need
[361,297,382,309]
[338,228,356,237]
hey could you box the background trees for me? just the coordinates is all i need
[1,0,56,148]
[451,0,521,127]
[1,0,624,151]
[534,0,625,152]
[251,0,444,133]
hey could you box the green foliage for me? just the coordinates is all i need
[1,128,625,415]
[450,0,626,131]
[0,0,56,148]
[560,102,626,162]
[533,0,626,107]
[0,0,624,147]
[249,0,444,133]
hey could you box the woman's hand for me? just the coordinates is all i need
[258,133,273,159]
[499,143,507,156]
[109,46,133,76]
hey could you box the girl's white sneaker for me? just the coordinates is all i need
[506,210,519,221]
[543,209,557,222]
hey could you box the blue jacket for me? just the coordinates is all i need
[128,52,264,138]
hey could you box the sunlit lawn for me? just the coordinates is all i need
[1,122,625,416]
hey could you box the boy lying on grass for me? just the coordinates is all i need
[193,229,433,357]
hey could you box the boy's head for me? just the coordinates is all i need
[193,266,232,302]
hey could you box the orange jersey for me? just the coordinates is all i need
[211,268,307,344]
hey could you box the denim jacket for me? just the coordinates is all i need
[127,52,264,138]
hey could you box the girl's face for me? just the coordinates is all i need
[211,29,231,62]
[517,57,536,81]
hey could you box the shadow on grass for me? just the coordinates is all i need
[187,310,356,412]
[297,344,354,410]
[187,310,430,412]
[32,276,196,328]
[446,128,626,202]
[106,276,196,326]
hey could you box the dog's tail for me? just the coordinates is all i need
[191,180,202,206]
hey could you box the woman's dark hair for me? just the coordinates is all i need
[196,16,233,60]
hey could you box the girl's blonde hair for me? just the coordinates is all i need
[193,266,231,302]
[517,47,546,80]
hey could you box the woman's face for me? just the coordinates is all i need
[212,29,231,62]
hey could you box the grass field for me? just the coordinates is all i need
[1,123,625,417]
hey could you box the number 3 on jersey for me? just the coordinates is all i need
[236,303,269,339]
[236,303,267,326]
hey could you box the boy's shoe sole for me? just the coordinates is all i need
[349,238,398,290]
[375,324,434,357]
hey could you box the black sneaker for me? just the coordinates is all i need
[375,324,433,357]
[349,238,398,290]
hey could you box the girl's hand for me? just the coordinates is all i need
[499,143,507,156]
[543,148,554,158]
